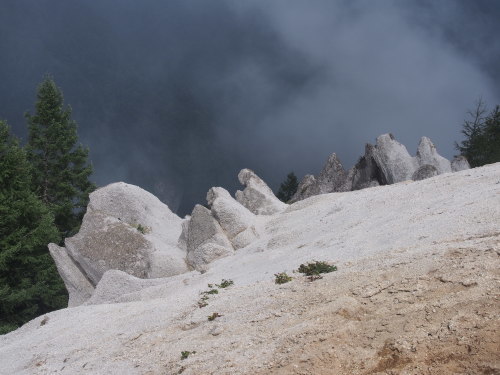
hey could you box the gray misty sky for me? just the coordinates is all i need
[1,0,499,215]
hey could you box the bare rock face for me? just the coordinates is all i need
[48,243,95,307]
[416,137,452,174]
[451,155,471,172]
[373,133,418,184]
[49,182,189,305]
[412,164,439,181]
[186,205,234,271]
[235,169,286,215]
[207,187,258,249]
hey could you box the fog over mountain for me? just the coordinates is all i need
[1,0,499,215]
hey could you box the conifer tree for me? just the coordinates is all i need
[456,100,500,167]
[26,75,95,238]
[0,121,66,334]
[276,172,299,203]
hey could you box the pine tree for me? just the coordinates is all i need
[456,100,500,167]
[481,105,500,164]
[26,75,95,238]
[0,121,66,334]
[276,172,299,203]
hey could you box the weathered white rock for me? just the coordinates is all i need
[207,187,258,249]
[235,169,287,215]
[451,155,471,172]
[48,243,95,307]
[85,270,166,305]
[186,205,234,271]
[416,137,452,174]
[412,164,439,181]
[373,133,418,184]
[57,183,189,302]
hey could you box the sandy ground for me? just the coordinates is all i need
[1,163,499,374]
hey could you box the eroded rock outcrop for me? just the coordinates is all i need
[290,153,348,202]
[207,187,258,249]
[291,134,470,202]
[186,204,234,271]
[416,137,452,174]
[412,164,439,181]
[48,243,95,307]
[351,143,387,191]
[289,174,316,203]
[373,133,417,184]
[451,155,471,172]
[236,169,286,215]
[49,183,189,305]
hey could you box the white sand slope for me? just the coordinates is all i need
[1,163,499,374]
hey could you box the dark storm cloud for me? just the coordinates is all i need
[0,1,498,215]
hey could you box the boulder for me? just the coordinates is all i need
[451,156,471,172]
[416,137,452,174]
[235,169,286,215]
[207,187,258,249]
[55,183,189,300]
[373,133,418,184]
[412,164,439,181]
[48,243,95,307]
[186,205,234,271]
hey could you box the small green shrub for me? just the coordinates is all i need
[297,261,337,276]
[181,351,195,360]
[275,272,293,284]
[208,312,222,321]
[135,224,151,234]
[203,288,219,295]
[216,279,234,288]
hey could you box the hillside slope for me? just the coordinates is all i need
[1,163,499,374]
